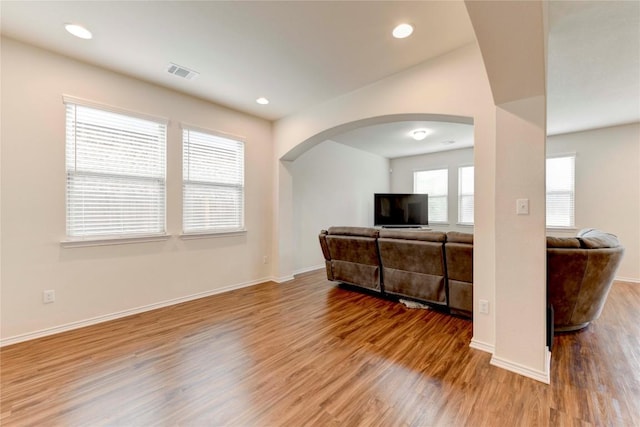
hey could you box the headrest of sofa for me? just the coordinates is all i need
[378,229,446,242]
[446,231,473,244]
[327,226,379,238]
[577,229,620,249]
[546,236,581,248]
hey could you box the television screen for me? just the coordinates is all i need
[374,193,429,227]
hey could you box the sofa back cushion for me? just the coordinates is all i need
[328,226,379,238]
[577,229,620,249]
[377,230,447,304]
[445,232,473,315]
[546,236,581,248]
[446,231,473,244]
[378,229,445,242]
[325,227,381,291]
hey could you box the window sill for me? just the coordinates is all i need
[180,229,247,239]
[456,223,475,227]
[61,234,171,248]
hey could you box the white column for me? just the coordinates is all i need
[491,96,549,382]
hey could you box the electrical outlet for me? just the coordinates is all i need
[479,299,489,314]
[43,290,55,304]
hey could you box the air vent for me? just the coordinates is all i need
[167,63,199,80]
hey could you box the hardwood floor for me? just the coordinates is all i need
[1,270,639,426]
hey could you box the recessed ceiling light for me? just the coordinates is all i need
[256,97,269,105]
[65,24,93,40]
[392,23,414,39]
[411,129,431,141]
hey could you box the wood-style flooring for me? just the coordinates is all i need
[1,270,639,426]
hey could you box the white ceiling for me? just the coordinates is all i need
[331,121,474,159]
[0,0,475,121]
[547,1,640,136]
[1,1,638,158]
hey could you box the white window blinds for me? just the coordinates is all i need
[458,166,474,225]
[65,101,166,238]
[414,169,448,223]
[182,128,245,233]
[546,155,575,227]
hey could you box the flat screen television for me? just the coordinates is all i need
[374,193,429,228]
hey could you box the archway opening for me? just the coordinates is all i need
[285,113,475,275]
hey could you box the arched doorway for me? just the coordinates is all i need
[284,113,474,275]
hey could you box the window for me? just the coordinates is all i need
[458,166,474,225]
[414,169,448,223]
[546,155,575,228]
[182,128,245,234]
[65,100,167,238]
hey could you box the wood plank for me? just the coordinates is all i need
[1,272,638,426]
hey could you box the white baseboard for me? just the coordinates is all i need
[615,276,640,284]
[293,264,324,276]
[0,276,271,348]
[490,351,551,384]
[273,275,295,283]
[470,338,495,354]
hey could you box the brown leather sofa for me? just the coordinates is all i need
[319,227,623,331]
[319,227,471,311]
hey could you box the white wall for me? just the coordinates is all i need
[547,123,640,282]
[0,38,274,342]
[390,147,474,233]
[290,140,389,273]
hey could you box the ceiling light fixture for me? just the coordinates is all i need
[256,97,269,105]
[411,129,430,141]
[392,23,414,39]
[64,24,93,40]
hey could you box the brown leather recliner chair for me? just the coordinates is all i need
[319,226,382,292]
[377,229,448,306]
[547,229,624,332]
[445,231,473,318]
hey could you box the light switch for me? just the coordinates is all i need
[516,198,529,215]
